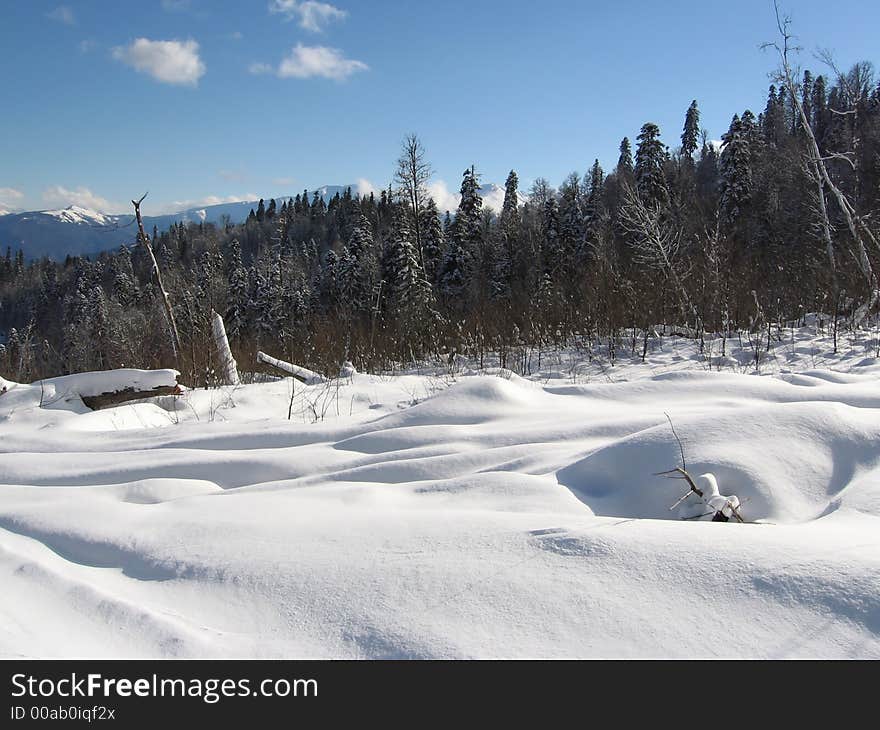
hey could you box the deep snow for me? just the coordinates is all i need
[1,325,878,658]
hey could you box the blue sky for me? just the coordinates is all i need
[1,0,879,215]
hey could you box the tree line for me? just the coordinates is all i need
[2,54,879,385]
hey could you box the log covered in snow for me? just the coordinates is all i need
[256,352,327,385]
[35,368,182,410]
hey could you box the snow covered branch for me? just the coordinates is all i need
[256,351,327,385]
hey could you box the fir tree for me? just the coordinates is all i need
[419,197,444,284]
[681,100,701,161]
[224,240,249,341]
[617,137,634,179]
[634,122,669,207]
[339,213,375,315]
[454,166,483,255]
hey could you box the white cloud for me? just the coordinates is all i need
[161,0,191,11]
[354,178,379,198]
[46,6,75,25]
[229,31,244,41]
[78,39,96,53]
[112,38,206,86]
[427,180,459,215]
[158,194,260,214]
[0,187,24,213]
[248,62,274,75]
[277,43,367,81]
[0,187,24,205]
[273,177,295,186]
[269,1,347,33]
[41,186,124,213]
[427,180,506,215]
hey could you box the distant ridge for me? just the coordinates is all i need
[0,183,520,260]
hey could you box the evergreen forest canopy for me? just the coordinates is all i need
[2,35,880,386]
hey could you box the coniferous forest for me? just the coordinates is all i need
[2,54,880,385]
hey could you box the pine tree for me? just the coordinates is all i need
[110,246,137,306]
[500,170,521,235]
[762,86,787,147]
[498,170,522,293]
[634,123,669,207]
[558,172,583,273]
[617,137,634,179]
[419,197,444,284]
[224,240,249,341]
[696,138,720,202]
[542,195,563,278]
[437,238,467,304]
[681,100,701,161]
[385,209,430,311]
[801,71,814,135]
[719,113,756,223]
[454,166,483,255]
[339,213,375,315]
[585,159,605,222]
[812,75,829,149]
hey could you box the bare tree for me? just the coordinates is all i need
[132,193,182,368]
[764,2,879,323]
[619,184,697,328]
[394,134,432,271]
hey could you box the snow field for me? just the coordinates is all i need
[1,328,879,657]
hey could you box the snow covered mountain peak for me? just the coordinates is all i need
[44,205,114,226]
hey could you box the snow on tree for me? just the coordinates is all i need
[419,197,444,285]
[720,112,758,223]
[542,195,563,279]
[558,172,583,269]
[635,122,670,208]
[454,166,483,255]
[617,137,634,179]
[681,100,701,161]
[224,240,249,342]
[339,213,376,315]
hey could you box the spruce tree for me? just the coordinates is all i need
[681,100,701,161]
[634,123,669,207]
[339,213,375,315]
[617,137,634,179]
[454,166,483,255]
[419,197,444,284]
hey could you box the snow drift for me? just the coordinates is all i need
[1,334,879,658]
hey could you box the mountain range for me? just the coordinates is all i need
[0,183,515,260]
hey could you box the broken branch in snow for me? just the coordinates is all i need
[665,411,687,472]
[256,351,327,385]
[656,414,745,523]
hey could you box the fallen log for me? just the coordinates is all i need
[81,384,183,410]
[256,351,327,385]
[33,368,182,411]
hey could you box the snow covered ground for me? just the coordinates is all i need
[1,324,879,658]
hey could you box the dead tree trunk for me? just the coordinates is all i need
[211,309,239,385]
[132,193,182,368]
